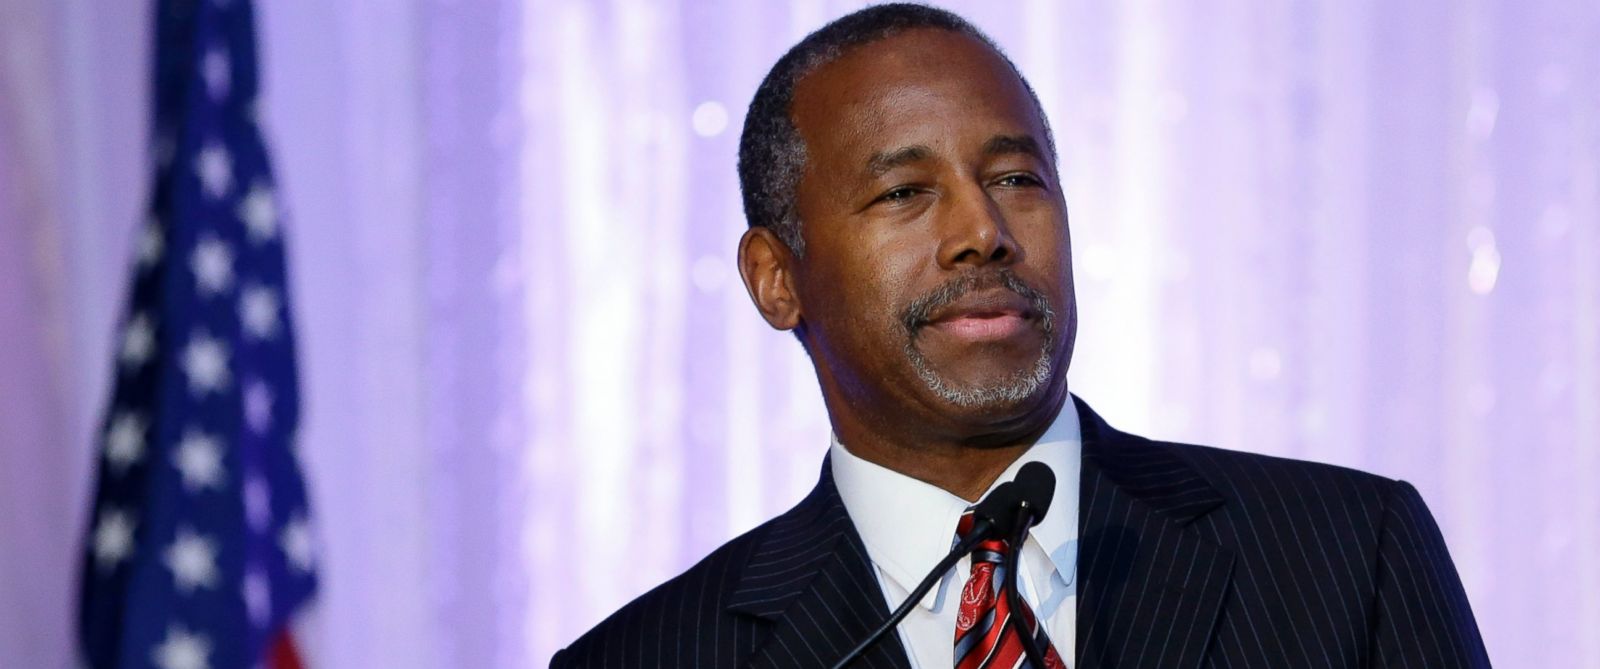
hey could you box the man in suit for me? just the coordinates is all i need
[554,4,1489,667]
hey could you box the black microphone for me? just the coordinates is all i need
[1002,462,1057,668]
[828,464,1055,668]
[1012,461,1056,525]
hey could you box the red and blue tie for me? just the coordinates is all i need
[953,510,1065,669]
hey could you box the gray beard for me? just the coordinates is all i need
[904,342,1054,409]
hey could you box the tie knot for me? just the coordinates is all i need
[955,509,1010,564]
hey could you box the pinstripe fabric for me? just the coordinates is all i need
[552,396,1488,668]
[1075,396,1490,669]
[551,461,911,669]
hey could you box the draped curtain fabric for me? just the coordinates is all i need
[2,0,1596,666]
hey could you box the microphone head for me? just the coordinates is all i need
[969,482,1022,536]
[966,463,1059,539]
[1015,462,1057,527]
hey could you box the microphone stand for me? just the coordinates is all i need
[1003,500,1050,668]
[827,517,999,669]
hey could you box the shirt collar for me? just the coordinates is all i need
[830,402,1082,610]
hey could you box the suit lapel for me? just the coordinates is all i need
[1074,396,1235,669]
[729,457,912,669]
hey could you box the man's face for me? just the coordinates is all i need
[785,28,1077,433]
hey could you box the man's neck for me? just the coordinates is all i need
[830,391,1070,502]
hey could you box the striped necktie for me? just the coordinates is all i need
[953,509,1065,669]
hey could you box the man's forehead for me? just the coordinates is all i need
[794,29,1016,111]
[788,31,1045,171]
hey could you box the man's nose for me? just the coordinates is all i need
[936,182,1020,269]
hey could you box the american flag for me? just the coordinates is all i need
[78,1,317,668]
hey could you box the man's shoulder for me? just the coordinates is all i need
[1080,396,1400,516]
[549,509,784,667]
[1144,435,1404,538]
[1162,438,1395,496]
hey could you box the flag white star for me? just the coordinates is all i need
[173,430,225,492]
[105,411,147,472]
[202,47,230,102]
[242,568,271,629]
[120,313,155,369]
[280,517,315,573]
[139,220,164,268]
[191,236,234,296]
[164,527,219,593]
[243,474,272,532]
[151,625,212,669]
[92,508,136,572]
[182,331,230,395]
[239,183,278,243]
[244,380,274,435]
[195,142,232,200]
[240,285,280,339]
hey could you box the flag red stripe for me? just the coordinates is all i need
[267,628,306,669]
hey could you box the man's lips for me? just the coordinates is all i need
[928,311,1030,341]
[919,289,1036,342]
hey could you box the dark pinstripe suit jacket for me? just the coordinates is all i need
[552,396,1490,668]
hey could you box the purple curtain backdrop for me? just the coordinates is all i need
[2,0,1597,666]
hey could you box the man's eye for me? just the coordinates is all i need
[877,187,917,203]
[996,173,1043,188]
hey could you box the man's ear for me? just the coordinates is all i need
[737,226,803,331]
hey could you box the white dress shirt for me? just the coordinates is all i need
[831,405,1081,669]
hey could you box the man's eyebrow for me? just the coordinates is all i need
[982,134,1046,161]
[865,145,933,177]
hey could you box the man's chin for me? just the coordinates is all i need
[907,349,1054,414]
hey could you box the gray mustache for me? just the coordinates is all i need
[900,270,1055,336]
